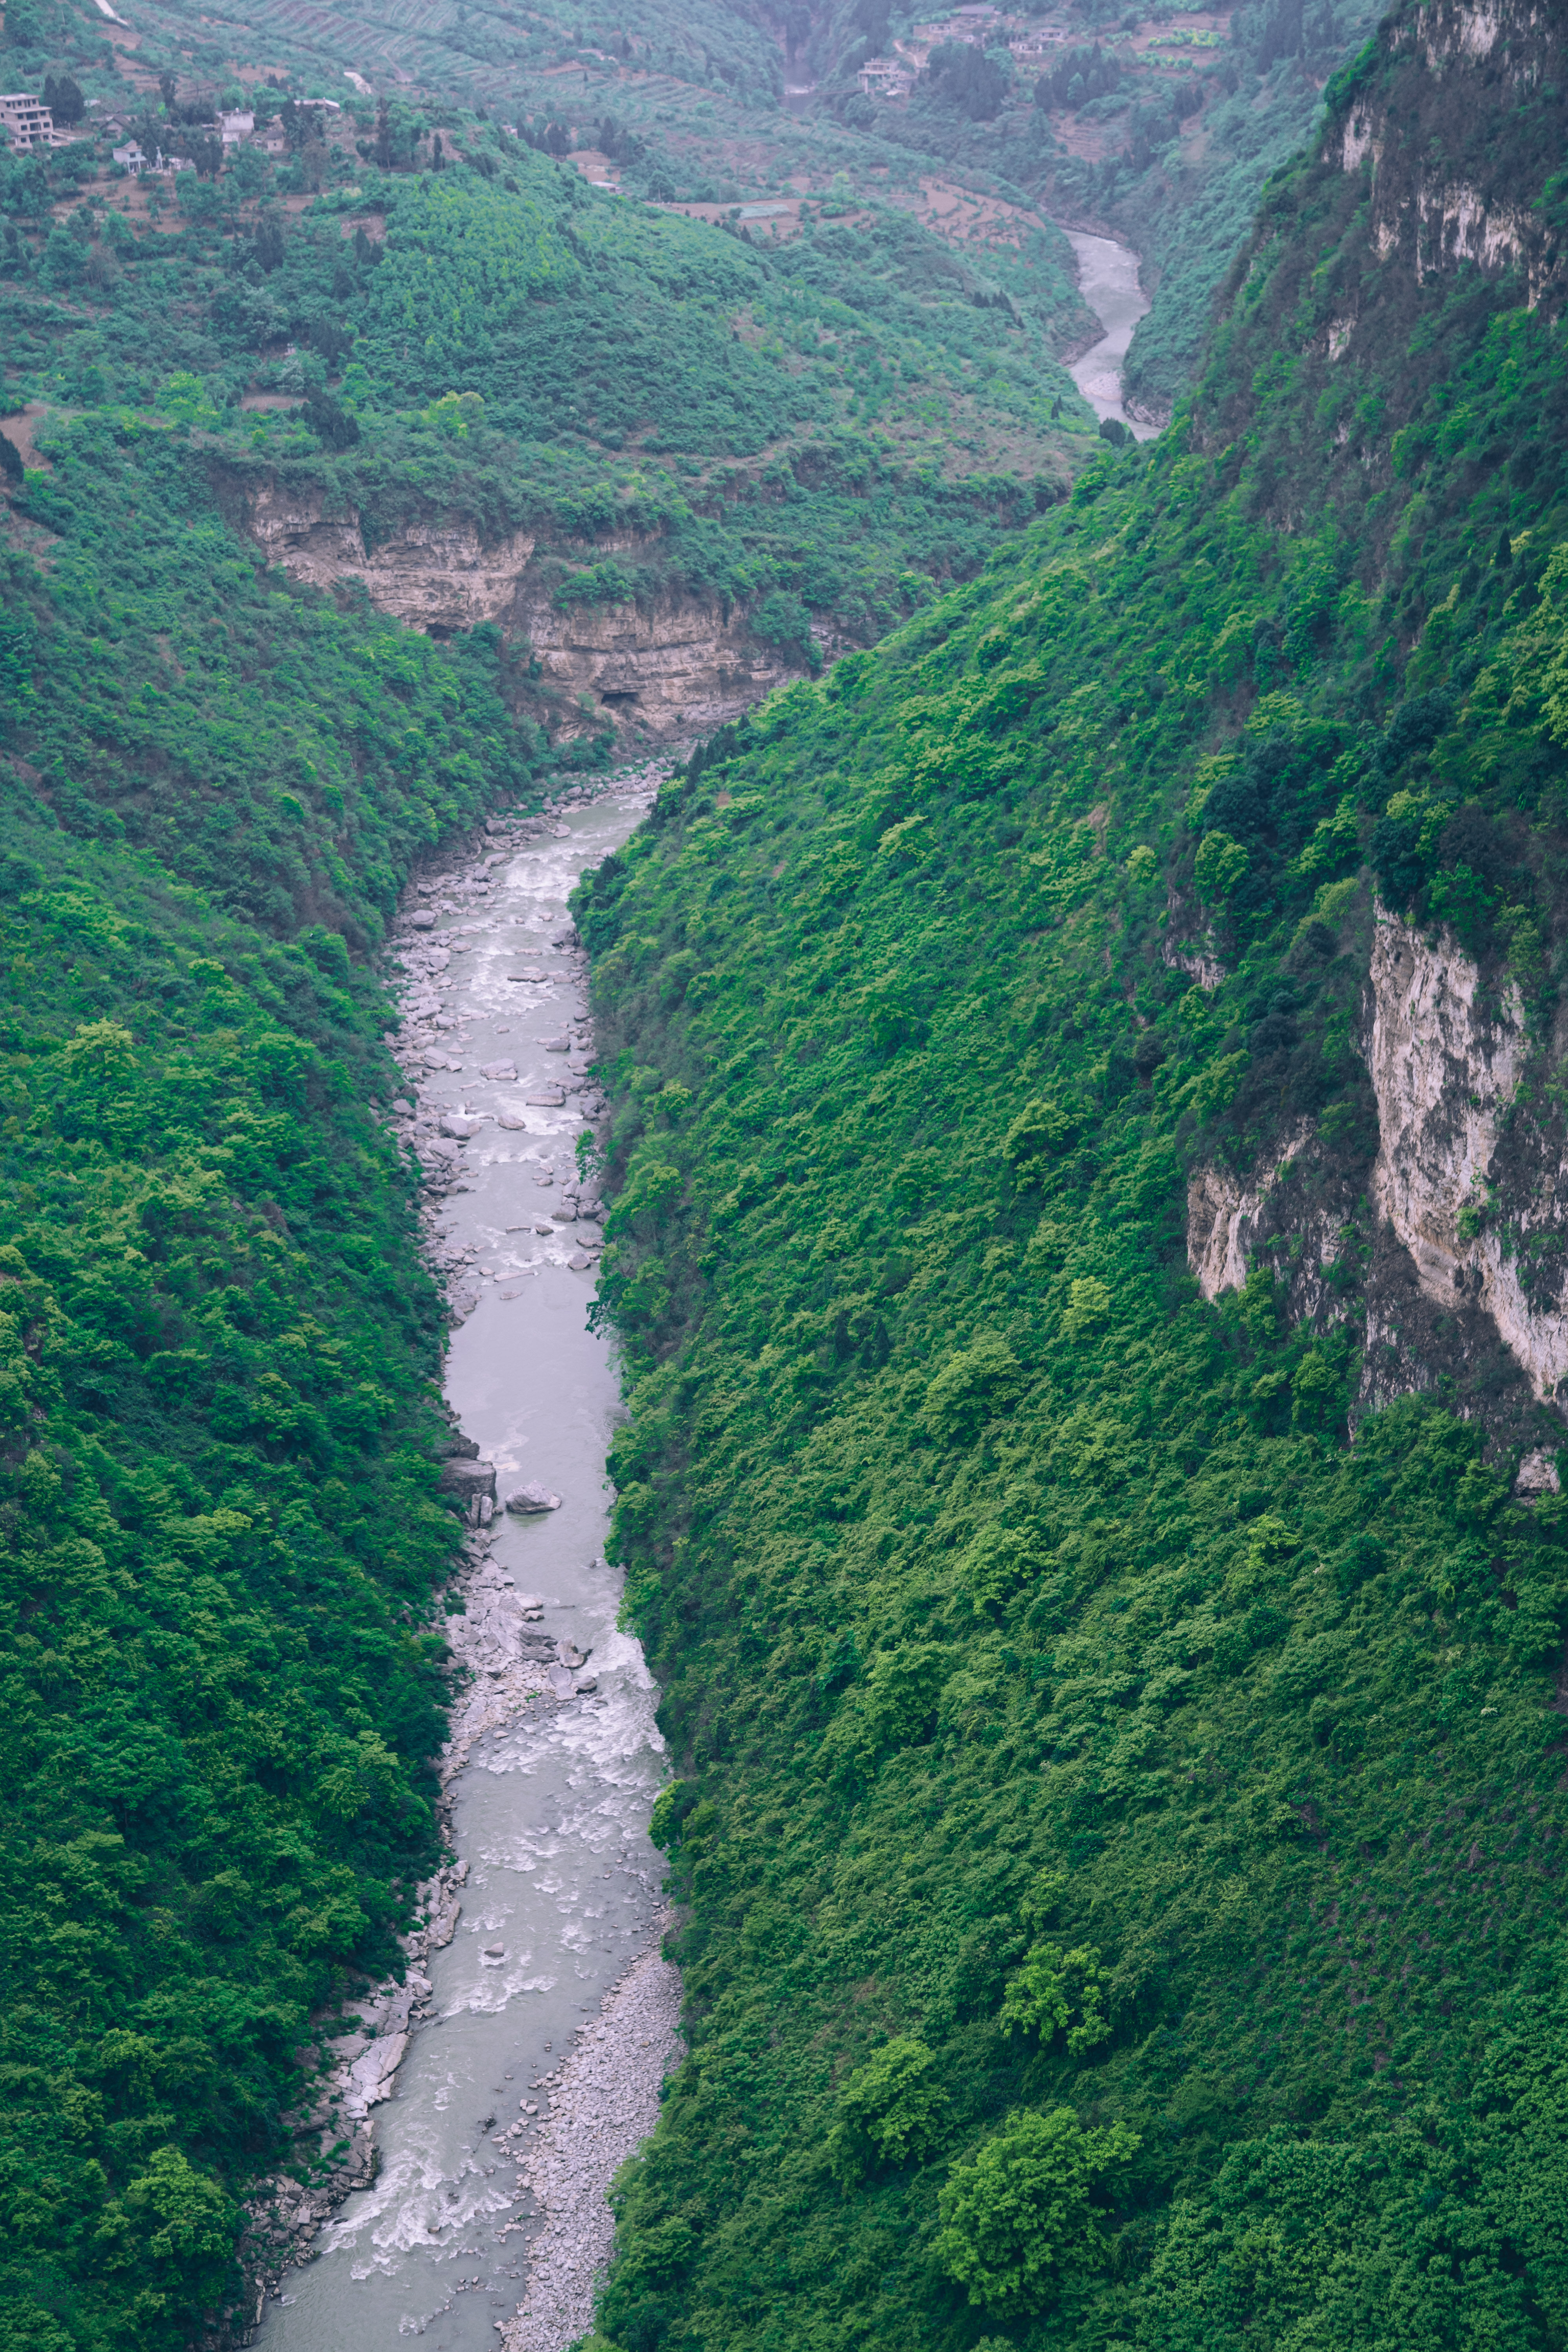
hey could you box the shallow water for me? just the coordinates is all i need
[256,782,666,2352]
[1064,228,1159,440]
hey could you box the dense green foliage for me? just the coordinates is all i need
[573,17,1568,2350]
[0,309,569,2346]
[3,122,1092,673]
[4,0,1566,2342]
[810,0,1384,419]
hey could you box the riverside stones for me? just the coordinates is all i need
[439,1459,497,1504]
[505,1480,562,1515]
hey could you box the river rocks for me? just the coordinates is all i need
[543,1038,570,1053]
[482,1059,519,1080]
[499,1935,683,2352]
[348,2032,409,2114]
[567,1252,594,1272]
[410,910,437,930]
[441,1459,498,1504]
[498,1111,529,1130]
[505,1481,562,1514]
[441,1112,485,1139]
[527,1089,567,1107]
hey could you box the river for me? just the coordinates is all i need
[254,771,674,2352]
[1062,227,1159,440]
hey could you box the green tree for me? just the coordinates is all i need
[934,2107,1140,2317]
[828,2037,949,2180]
[1193,828,1250,901]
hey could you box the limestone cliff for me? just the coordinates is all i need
[1187,904,1568,1464]
[1327,0,1561,334]
[522,591,793,736]
[247,478,535,635]
[237,476,794,739]
[1360,909,1568,1400]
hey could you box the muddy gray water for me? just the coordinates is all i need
[256,777,670,2352]
[1064,228,1158,440]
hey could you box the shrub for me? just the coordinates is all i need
[934,2107,1140,2316]
[828,2038,949,2180]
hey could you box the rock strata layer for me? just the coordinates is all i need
[239,477,794,739]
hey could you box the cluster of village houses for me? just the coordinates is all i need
[855,3,1073,100]
[0,87,341,176]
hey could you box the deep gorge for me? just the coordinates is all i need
[3,0,1568,2348]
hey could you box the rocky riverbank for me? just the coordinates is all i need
[240,763,681,2348]
[501,1933,684,2352]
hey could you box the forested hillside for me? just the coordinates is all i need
[16,0,1394,445]
[0,231,563,2352]
[807,0,1388,422]
[575,7,1568,2349]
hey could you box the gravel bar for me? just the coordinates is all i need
[500,1927,684,2352]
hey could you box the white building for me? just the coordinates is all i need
[858,58,913,98]
[113,142,193,176]
[218,109,254,144]
[0,92,68,152]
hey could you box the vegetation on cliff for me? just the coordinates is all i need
[4,93,1096,713]
[575,11,1568,2348]
[2,0,1566,2343]
[0,326,555,2348]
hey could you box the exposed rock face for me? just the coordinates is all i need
[237,475,797,737]
[1187,1123,1314,1301]
[1161,887,1227,992]
[1328,0,1559,307]
[1361,907,1568,1396]
[1185,902,1568,1455]
[523,589,792,734]
[247,479,535,632]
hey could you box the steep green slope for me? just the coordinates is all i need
[0,396,548,2344]
[575,9,1568,2350]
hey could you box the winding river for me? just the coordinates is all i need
[1062,227,1159,440]
[256,774,673,2352]
[249,223,1152,2347]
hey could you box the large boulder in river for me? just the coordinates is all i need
[505,1480,561,1515]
